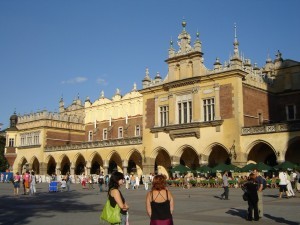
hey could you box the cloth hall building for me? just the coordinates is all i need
[4,21,300,178]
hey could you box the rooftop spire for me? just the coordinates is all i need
[233,23,240,58]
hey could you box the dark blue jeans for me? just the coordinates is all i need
[221,186,229,199]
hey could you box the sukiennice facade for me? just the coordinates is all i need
[4,21,300,178]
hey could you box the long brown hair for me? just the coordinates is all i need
[151,174,167,191]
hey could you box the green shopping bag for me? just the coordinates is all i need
[100,199,121,224]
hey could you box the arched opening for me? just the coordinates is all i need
[128,151,143,175]
[155,149,171,177]
[208,145,230,167]
[61,156,71,175]
[108,153,122,174]
[108,161,118,174]
[248,142,277,166]
[31,158,40,174]
[75,155,86,175]
[285,138,300,164]
[180,147,199,170]
[90,153,103,175]
[91,161,101,175]
[20,158,28,174]
[47,156,56,175]
[128,160,137,174]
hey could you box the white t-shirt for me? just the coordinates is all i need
[279,172,288,185]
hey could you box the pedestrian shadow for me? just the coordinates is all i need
[264,194,279,198]
[213,195,223,199]
[225,207,246,220]
[264,214,299,225]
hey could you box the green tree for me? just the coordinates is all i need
[0,135,8,172]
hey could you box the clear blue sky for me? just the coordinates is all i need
[1,0,299,129]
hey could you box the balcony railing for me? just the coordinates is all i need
[241,122,300,135]
[44,136,142,152]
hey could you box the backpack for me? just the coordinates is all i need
[98,177,104,184]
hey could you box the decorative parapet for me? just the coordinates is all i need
[44,136,142,152]
[241,122,300,135]
[18,110,84,124]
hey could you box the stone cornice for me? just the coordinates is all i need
[165,51,203,64]
[44,136,142,152]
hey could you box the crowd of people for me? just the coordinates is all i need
[3,167,300,224]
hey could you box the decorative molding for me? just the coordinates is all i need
[241,122,300,135]
[169,128,200,140]
[150,120,223,134]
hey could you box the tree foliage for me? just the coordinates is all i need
[0,136,8,172]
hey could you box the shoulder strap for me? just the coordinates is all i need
[166,189,169,200]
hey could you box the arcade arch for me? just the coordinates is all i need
[19,157,28,174]
[285,137,300,164]
[74,154,86,175]
[208,144,230,167]
[90,153,103,174]
[30,157,40,174]
[127,150,143,175]
[247,141,277,166]
[60,155,71,175]
[178,146,199,169]
[154,149,171,177]
[108,152,122,174]
[47,156,56,175]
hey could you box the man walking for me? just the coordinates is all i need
[220,170,229,200]
[98,172,104,192]
[278,169,289,198]
[253,168,264,218]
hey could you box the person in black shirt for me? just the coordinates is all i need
[146,174,174,225]
[243,173,259,221]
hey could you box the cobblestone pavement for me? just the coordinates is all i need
[0,182,299,225]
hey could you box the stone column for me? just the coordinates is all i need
[70,162,75,175]
[56,166,61,176]
[85,161,91,175]
[122,159,128,174]
[142,157,155,175]
[171,156,180,167]
[39,162,47,175]
[103,160,109,175]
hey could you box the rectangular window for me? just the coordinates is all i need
[178,100,192,124]
[160,106,169,127]
[21,136,25,146]
[203,98,215,122]
[33,132,39,145]
[135,125,141,136]
[103,129,108,140]
[9,138,14,147]
[27,136,32,146]
[118,127,123,138]
[286,105,296,120]
[88,131,93,142]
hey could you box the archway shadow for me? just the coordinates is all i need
[264,214,299,225]
[225,207,246,220]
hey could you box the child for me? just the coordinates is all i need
[60,179,67,191]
